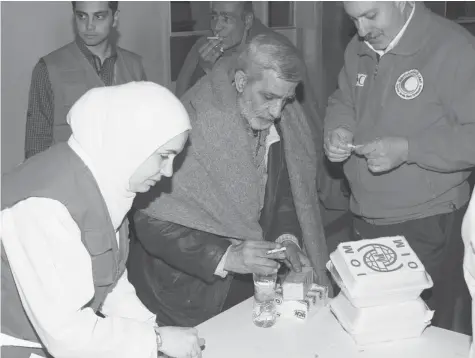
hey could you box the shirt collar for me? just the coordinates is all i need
[357,3,432,58]
[75,36,117,62]
[365,2,415,57]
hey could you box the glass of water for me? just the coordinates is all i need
[252,272,278,328]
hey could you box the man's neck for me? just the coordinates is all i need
[223,29,250,55]
[398,2,414,35]
[368,2,415,55]
[86,40,112,62]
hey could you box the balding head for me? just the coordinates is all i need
[210,2,254,50]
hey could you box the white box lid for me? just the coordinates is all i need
[329,236,433,301]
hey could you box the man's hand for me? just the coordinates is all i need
[198,37,224,73]
[224,241,286,275]
[324,127,354,162]
[156,326,205,358]
[355,137,409,173]
[281,241,311,273]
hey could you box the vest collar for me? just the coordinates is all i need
[75,36,118,66]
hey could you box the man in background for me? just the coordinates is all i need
[324,1,475,333]
[24,1,146,159]
[175,1,270,98]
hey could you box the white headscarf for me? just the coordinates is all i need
[66,81,191,230]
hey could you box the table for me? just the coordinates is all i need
[197,298,471,358]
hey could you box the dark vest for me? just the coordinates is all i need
[43,41,144,144]
[1,143,129,355]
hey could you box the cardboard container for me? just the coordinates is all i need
[275,284,328,321]
[330,293,433,346]
[328,236,433,307]
[282,266,314,301]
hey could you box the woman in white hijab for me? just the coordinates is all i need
[1,82,204,358]
[462,192,475,358]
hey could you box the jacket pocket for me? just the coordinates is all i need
[83,231,116,286]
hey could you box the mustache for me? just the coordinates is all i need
[362,32,381,42]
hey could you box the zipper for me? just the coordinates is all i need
[373,54,380,79]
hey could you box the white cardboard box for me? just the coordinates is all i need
[328,236,433,307]
[330,292,433,346]
[282,266,314,301]
[275,283,328,321]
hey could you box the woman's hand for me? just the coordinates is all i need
[156,326,205,358]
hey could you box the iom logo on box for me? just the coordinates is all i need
[340,236,423,276]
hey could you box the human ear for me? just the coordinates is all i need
[234,70,247,93]
[245,13,254,30]
[112,10,119,28]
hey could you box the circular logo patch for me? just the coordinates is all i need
[395,69,423,100]
[360,243,402,272]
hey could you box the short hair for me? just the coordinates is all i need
[71,1,119,14]
[236,33,303,83]
[241,1,254,15]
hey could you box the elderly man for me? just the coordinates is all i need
[324,1,475,333]
[175,1,347,213]
[128,33,330,327]
[24,1,146,159]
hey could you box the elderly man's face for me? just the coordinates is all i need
[344,1,407,50]
[210,2,250,50]
[236,69,297,131]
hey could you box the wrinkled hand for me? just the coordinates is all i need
[156,326,205,358]
[224,241,286,275]
[198,37,223,73]
[355,137,409,173]
[324,127,354,162]
[281,241,311,273]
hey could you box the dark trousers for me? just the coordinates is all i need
[353,206,472,334]
[222,274,254,311]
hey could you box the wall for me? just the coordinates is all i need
[322,1,355,106]
[1,1,168,174]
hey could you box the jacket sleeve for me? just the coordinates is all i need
[323,40,357,137]
[101,268,156,324]
[175,39,204,98]
[407,44,475,172]
[269,152,303,246]
[133,211,231,284]
[24,59,54,160]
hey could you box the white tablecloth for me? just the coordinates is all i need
[197,298,471,358]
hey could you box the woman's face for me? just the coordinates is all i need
[128,131,188,193]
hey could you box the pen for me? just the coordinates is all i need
[207,36,220,40]
[266,247,287,255]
